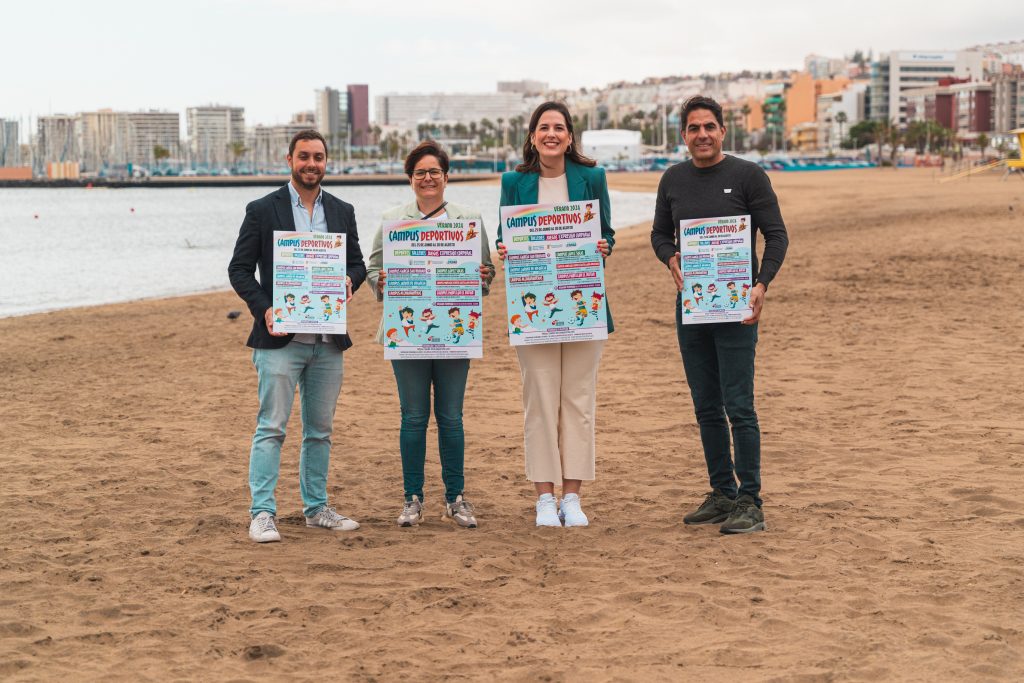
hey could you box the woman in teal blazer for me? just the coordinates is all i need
[496,101,615,528]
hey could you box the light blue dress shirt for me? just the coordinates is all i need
[287,181,327,344]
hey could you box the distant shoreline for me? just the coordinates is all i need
[0,173,501,189]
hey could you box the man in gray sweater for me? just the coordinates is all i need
[651,96,789,534]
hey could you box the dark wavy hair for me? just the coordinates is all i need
[404,140,450,177]
[516,101,596,174]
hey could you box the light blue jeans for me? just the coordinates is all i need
[249,339,343,517]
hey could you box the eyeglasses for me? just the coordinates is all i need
[412,168,444,179]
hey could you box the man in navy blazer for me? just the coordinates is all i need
[228,129,366,543]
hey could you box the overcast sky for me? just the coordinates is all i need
[2,0,1020,129]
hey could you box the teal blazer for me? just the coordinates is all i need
[497,160,616,333]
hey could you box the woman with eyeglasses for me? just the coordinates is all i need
[496,101,614,528]
[367,141,495,529]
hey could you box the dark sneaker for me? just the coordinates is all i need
[683,490,736,525]
[719,495,766,534]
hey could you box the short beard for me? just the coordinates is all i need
[292,168,321,191]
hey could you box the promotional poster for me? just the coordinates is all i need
[678,215,753,324]
[501,201,608,345]
[271,230,347,334]
[382,218,483,359]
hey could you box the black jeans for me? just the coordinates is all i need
[675,299,761,506]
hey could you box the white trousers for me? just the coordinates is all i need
[514,340,605,482]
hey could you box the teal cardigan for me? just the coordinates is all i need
[497,160,616,333]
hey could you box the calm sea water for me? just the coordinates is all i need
[0,184,656,318]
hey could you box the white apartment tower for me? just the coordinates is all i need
[187,105,245,169]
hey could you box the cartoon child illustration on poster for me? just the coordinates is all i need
[335,297,345,317]
[583,203,594,222]
[321,295,333,321]
[284,293,296,318]
[727,282,739,308]
[590,291,603,318]
[683,299,694,315]
[691,283,703,308]
[466,221,478,240]
[739,217,747,232]
[300,294,314,314]
[399,306,416,336]
[542,292,562,320]
[707,283,720,303]
[333,235,344,249]
[385,328,408,349]
[571,290,588,327]
[510,313,536,335]
[741,283,751,305]
[449,307,465,343]
[420,308,439,336]
[521,291,539,323]
[467,310,481,338]
[274,308,285,324]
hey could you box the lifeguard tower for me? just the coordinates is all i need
[1006,128,1024,178]
[940,128,1024,183]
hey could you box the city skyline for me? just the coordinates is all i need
[2,0,1020,131]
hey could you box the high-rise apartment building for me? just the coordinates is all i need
[992,72,1024,134]
[374,92,526,133]
[36,115,79,165]
[186,105,245,169]
[869,50,984,126]
[126,111,180,166]
[248,123,310,172]
[347,84,370,147]
[1,119,20,167]
[315,87,345,152]
[77,109,131,172]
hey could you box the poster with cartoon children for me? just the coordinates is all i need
[500,201,608,346]
[272,231,347,334]
[678,215,753,324]
[382,218,483,359]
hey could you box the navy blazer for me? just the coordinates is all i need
[497,160,616,333]
[228,185,367,350]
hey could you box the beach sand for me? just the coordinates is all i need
[1,168,1022,681]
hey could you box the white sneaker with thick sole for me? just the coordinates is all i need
[559,493,589,527]
[535,494,562,527]
[305,506,360,531]
[249,511,281,543]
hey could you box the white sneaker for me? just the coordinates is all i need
[249,511,281,543]
[305,506,360,531]
[559,493,589,527]
[535,494,562,527]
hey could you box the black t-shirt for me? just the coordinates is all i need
[650,155,789,289]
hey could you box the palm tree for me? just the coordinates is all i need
[835,111,848,149]
[725,110,737,151]
[228,141,247,170]
[777,100,787,153]
[740,104,751,150]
